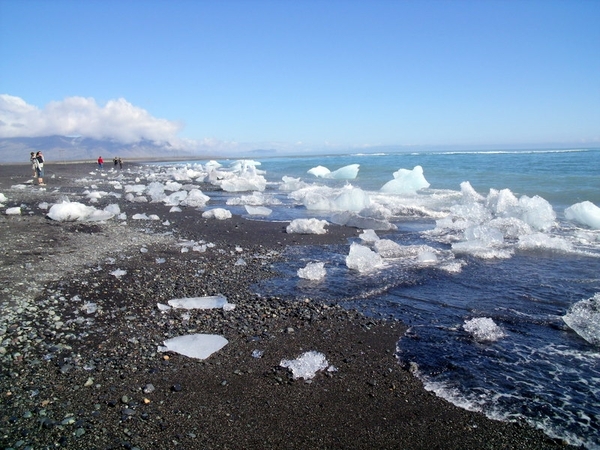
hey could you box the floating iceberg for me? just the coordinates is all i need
[380,166,430,194]
[565,201,600,230]
[307,164,359,179]
[159,334,228,360]
[463,317,506,342]
[563,293,600,345]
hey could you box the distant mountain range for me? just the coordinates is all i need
[0,135,202,163]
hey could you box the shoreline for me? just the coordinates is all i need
[0,163,569,449]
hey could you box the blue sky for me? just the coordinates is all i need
[1,0,599,154]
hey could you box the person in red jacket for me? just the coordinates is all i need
[97,156,104,169]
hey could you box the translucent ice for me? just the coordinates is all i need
[463,317,506,342]
[47,201,116,222]
[181,189,210,208]
[359,229,380,242]
[565,201,600,230]
[563,293,600,345]
[245,205,272,216]
[297,262,326,280]
[380,166,430,194]
[5,206,21,215]
[307,164,359,179]
[167,295,234,310]
[346,242,383,272]
[159,334,228,360]
[280,351,329,379]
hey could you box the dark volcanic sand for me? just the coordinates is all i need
[0,162,569,449]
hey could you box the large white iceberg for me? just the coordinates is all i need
[380,166,430,194]
[307,164,359,180]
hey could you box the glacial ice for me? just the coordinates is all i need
[346,242,383,272]
[280,351,330,379]
[286,218,328,234]
[167,295,235,310]
[244,205,272,216]
[47,201,116,222]
[565,201,600,230]
[463,317,506,342]
[293,185,370,212]
[180,189,210,208]
[563,293,600,345]
[359,229,380,242]
[307,164,360,179]
[297,262,326,280]
[202,208,232,220]
[5,206,21,215]
[158,334,229,360]
[380,166,430,194]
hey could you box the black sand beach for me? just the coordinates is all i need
[0,162,569,449]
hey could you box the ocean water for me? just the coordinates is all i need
[154,148,600,448]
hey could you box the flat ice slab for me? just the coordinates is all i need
[159,334,228,360]
[167,295,234,310]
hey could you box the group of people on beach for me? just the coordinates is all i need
[97,156,123,169]
[30,151,45,185]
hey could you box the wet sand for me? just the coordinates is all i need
[0,162,569,449]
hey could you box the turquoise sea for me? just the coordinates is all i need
[154,148,600,448]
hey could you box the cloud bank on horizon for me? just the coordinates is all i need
[0,94,184,145]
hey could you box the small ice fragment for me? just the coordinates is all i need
[110,269,127,278]
[297,262,326,281]
[280,351,329,380]
[463,317,506,342]
[252,349,264,358]
[5,207,21,215]
[168,295,229,310]
[159,334,228,360]
[157,303,171,311]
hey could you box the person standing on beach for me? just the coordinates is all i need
[98,156,104,169]
[30,152,36,177]
[118,157,123,169]
[34,151,45,185]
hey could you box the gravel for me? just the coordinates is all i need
[0,162,570,449]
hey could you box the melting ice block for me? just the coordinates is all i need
[565,201,600,230]
[346,242,383,272]
[563,293,600,345]
[47,201,116,222]
[463,317,506,342]
[280,351,329,379]
[159,334,228,360]
[380,166,430,194]
[286,218,328,234]
[167,295,235,310]
[297,262,326,280]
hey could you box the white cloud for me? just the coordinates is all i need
[0,94,183,144]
